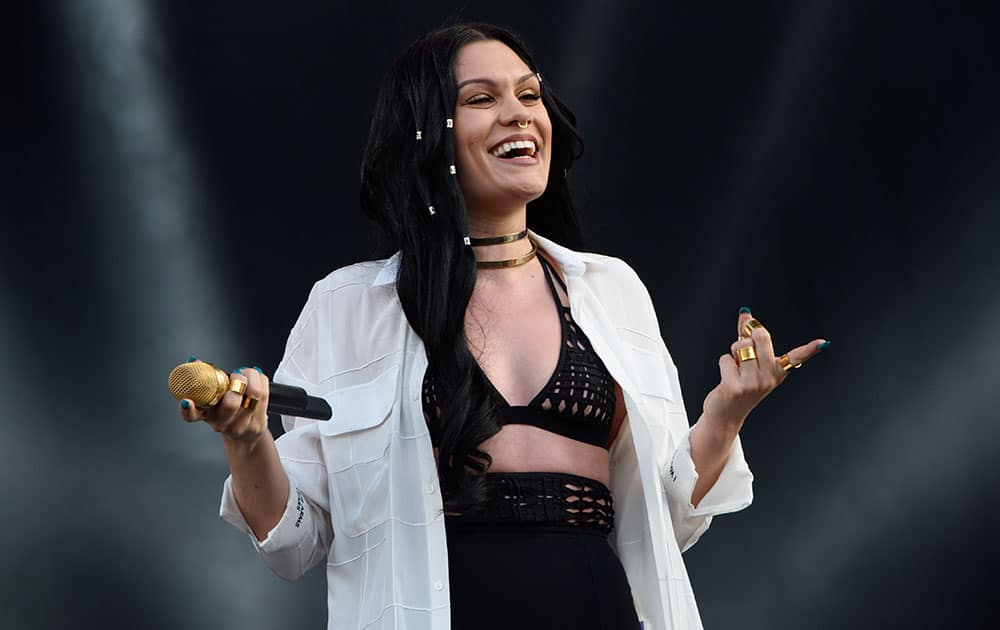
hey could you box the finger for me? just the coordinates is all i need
[750,326,777,376]
[243,367,264,405]
[231,368,270,436]
[719,353,740,386]
[179,399,206,423]
[737,306,753,338]
[730,337,754,354]
[208,369,249,431]
[773,339,830,376]
[730,337,755,367]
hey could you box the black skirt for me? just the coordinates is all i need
[445,472,642,630]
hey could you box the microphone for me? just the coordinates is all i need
[168,361,332,420]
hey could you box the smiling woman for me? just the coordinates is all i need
[453,41,552,210]
[189,21,812,630]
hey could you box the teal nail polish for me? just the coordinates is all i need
[253,366,263,374]
[739,306,751,314]
[180,400,190,410]
[186,355,197,362]
[818,340,831,350]
[234,367,246,374]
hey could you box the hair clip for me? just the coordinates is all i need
[463,236,471,246]
[416,130,423,140]
[449,165,456,175]
[445,118,453,128]
[537,73,543,84]
[428,205,436,215]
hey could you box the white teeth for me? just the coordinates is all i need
[492,139,538,158]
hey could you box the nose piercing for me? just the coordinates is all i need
[517,119,531,129]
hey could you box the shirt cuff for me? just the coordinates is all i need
[663,426,754,518]
[219,473,309,553]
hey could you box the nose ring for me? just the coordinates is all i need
[517,119,530,129]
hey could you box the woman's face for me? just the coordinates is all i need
[452,40,551,215]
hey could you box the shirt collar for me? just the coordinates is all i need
[371,228,594,287]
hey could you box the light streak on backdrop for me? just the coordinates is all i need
[50,5,284,628]
[57,1,237,460]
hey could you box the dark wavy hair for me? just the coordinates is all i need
[360,23,585,512]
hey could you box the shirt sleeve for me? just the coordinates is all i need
[218,282,335,580]
[616,258,754,552]
[661,425,754,552]
[218,425,335,581]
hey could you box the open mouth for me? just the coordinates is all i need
[490,139,538,160]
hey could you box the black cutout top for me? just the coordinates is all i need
[423,254,617,449]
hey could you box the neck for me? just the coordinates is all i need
[467,208,534,268]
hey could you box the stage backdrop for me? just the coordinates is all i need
[3,1,996,628]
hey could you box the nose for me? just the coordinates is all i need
[498,93,532,127]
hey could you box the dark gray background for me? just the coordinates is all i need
[3,1,997,628]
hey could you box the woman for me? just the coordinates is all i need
[179,23,828,630]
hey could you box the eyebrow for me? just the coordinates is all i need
[456,72,538,90]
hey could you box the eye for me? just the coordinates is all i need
[466,94,494,105]
[519,91,541,101]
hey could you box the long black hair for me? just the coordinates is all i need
[360,23,585,512]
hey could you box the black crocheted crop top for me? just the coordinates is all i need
[423,254,617,450]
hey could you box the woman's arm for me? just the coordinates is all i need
[222,431,289,541]
[691,309,827,506]
[688,414,741,508]
[181,366,289,541]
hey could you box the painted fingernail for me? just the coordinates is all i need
[186,355,198,362]
[235,366,248,374]
[739,306,751,314]
[818,340,831,350]
[253,366,263,374]
[180,400,190,410]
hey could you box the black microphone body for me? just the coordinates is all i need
[268,384,332,420]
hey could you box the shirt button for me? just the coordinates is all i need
[434,580,443,591]
[426,482,436,494]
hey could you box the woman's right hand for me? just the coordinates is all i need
[179,364,272,446]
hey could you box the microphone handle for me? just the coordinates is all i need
[266,383,332,421]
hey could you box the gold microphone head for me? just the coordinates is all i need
[168,361,230,407]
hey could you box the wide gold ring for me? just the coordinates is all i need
[778,354,802,372]
[737,345,758,362]
[227,378,247,396]
[242,395,260,411]
[742,318,765,338]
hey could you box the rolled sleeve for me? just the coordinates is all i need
[663,427,754,551]
[219,473,307,552]
[219,469,332,580]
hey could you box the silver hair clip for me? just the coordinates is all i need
[537,73,543,84]
[449,165,456,175]
[428,205,436,215]
[416,130,423,140]
[463,236,471,246]
[445,118,453,128]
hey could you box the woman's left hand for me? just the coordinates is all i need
[702,308,828,431]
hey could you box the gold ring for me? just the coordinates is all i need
[517,120,530,129]
[227,379,247,396]
[742,318,765,338]
[242,395,260,411]
[778,354,802,372]
[737,345,757,362]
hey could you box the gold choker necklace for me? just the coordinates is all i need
[475,239,538,269]
[467,228,528,246]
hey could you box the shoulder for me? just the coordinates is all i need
[576,251,654,306]
[286,256,400,342]
[576,251,663,343]
[310,258,393,298]
[278,256,405,390]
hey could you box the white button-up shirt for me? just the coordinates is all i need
[220,230,754,629]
